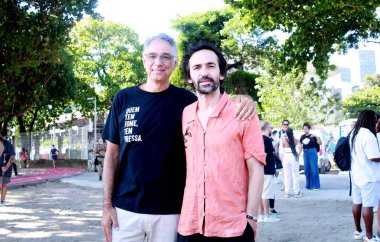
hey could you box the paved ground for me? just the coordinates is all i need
[0,169,378,242]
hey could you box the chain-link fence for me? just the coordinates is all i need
[14,126,93,161]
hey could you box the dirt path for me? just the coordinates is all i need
[0,182,103,242]
[0,174,378,242]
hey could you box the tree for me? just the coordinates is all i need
[0,0,98,135]
[220,12,278,71]
[171,9,233,88]
[256,60,341,128]
[223,70,261,108]
[225,0,380,79]
[68,18,145,115]
[171,8,274,93]
[343,74,380,117]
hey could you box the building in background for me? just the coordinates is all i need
[325,43,380,99]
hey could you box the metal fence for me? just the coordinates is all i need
[13,126,94,161]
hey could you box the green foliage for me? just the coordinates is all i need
[225,0,380,79]
[171,8,275,86]
[256,61,341,129]
[0,0,98,134]
[343,74,380,117]
[68,18,145,115]
[224,70,261,108]
[172,9,233,54]
[220,12,278,70]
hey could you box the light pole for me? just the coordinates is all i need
[87,97,97,171]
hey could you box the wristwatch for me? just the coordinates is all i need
[246,214,258,222]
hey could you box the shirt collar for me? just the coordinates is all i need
[189,92,229,118]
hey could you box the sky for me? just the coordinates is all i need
[96,0,226,42]
[95,0,380,97]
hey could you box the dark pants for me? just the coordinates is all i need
[269,198,275,209]
[177,223,254,242]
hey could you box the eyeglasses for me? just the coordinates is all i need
[283,123,289,126]
[145,53,174,63]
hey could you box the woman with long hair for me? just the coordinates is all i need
[281,128,302,198]
[300,122,321,190]
[349,110,380,242]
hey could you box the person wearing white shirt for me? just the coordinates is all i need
[350,110,380,242]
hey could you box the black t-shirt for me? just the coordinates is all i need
[102,85,197,214]
[1,140,16,177]
[263,135,276,175]
[300,134,317,149]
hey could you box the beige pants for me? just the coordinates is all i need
[112,208,179,242]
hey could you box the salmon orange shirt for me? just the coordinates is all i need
[178,93,266,237]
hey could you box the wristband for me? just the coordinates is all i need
[246,214,258,222]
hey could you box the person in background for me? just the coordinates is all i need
[101,34,256,242]
[299,122,322,190]
[258,122,280,223]
[269,129,281,215]
[0,134,16,206]
[21,147,28,168]
[282,128,302,198]
[50,144,58,168]
[374,112,380,240]
[349,110,380,242]
[277,120,290,160]
[177,41,265,241]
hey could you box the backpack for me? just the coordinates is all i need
[334,131,352,171]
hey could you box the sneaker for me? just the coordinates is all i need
[294,192,303,198]
[354,231,365,240]
[373,235,380,241]
[0,201,6,206]
[263,216,280,222]
[312,188,319,191]
[270,209,279,215]
[363,236,380,242]
[257,214,264,222]
[284,193,290,198]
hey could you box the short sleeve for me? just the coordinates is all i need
[102,93,122,145]
[242,114,266,164]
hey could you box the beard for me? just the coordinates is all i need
[194,77,219,94]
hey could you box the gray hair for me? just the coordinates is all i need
[143,33,178,57]
[261,121,271,132]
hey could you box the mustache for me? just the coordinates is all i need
[198,77,214,83]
